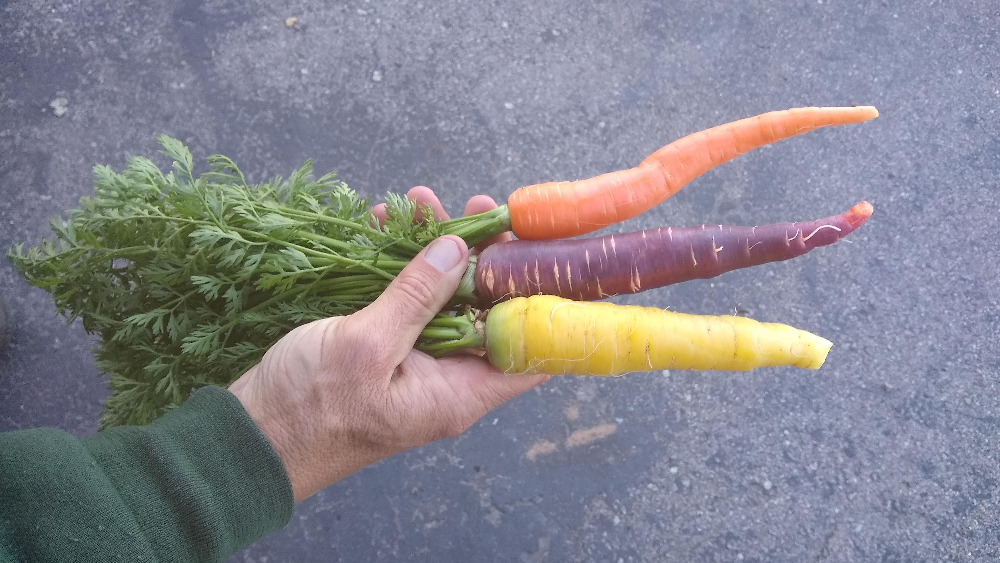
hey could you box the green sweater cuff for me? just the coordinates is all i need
[83,385,294,561]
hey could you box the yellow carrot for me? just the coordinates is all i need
[485,295,831,375]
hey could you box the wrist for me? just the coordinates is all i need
[228,369,379,502]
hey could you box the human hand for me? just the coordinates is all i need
[229,190,547,503]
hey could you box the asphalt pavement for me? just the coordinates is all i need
[2,1,999,561]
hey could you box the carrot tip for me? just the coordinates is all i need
[855,106,879,121]
[845,201,874,228]
[807,338,833,370]
[823,105,878,123]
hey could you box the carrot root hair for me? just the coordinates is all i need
[475,201,874,304]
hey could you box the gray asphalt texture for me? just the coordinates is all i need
[2,1,999,561]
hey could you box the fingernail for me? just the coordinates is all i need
[424,237,463,272]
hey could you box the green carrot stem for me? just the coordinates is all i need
[302,253,409,272]
[418,331,484,356]
[423,314,476,330]
[273,207,375,235]
[439,205,512,248]
[453,259,479,305]
[419,327,468,340]
[416,310,485,356]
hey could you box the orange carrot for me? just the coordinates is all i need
[506,106,878,240]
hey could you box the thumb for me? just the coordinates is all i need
[353,236,470,365]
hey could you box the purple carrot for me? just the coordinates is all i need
[473,201,873,305]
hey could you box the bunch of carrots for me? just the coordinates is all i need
[11,105,877,426]
[443,105,877,375]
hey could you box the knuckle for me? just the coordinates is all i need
[392,271,440,314]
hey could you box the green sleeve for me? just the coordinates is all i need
[0,386,294,563]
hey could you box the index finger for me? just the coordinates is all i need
[370,186,451,228]
[407,186,451,222]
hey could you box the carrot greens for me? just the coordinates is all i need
[9,136,490,427]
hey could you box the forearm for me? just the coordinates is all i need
[0,386,293,563]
